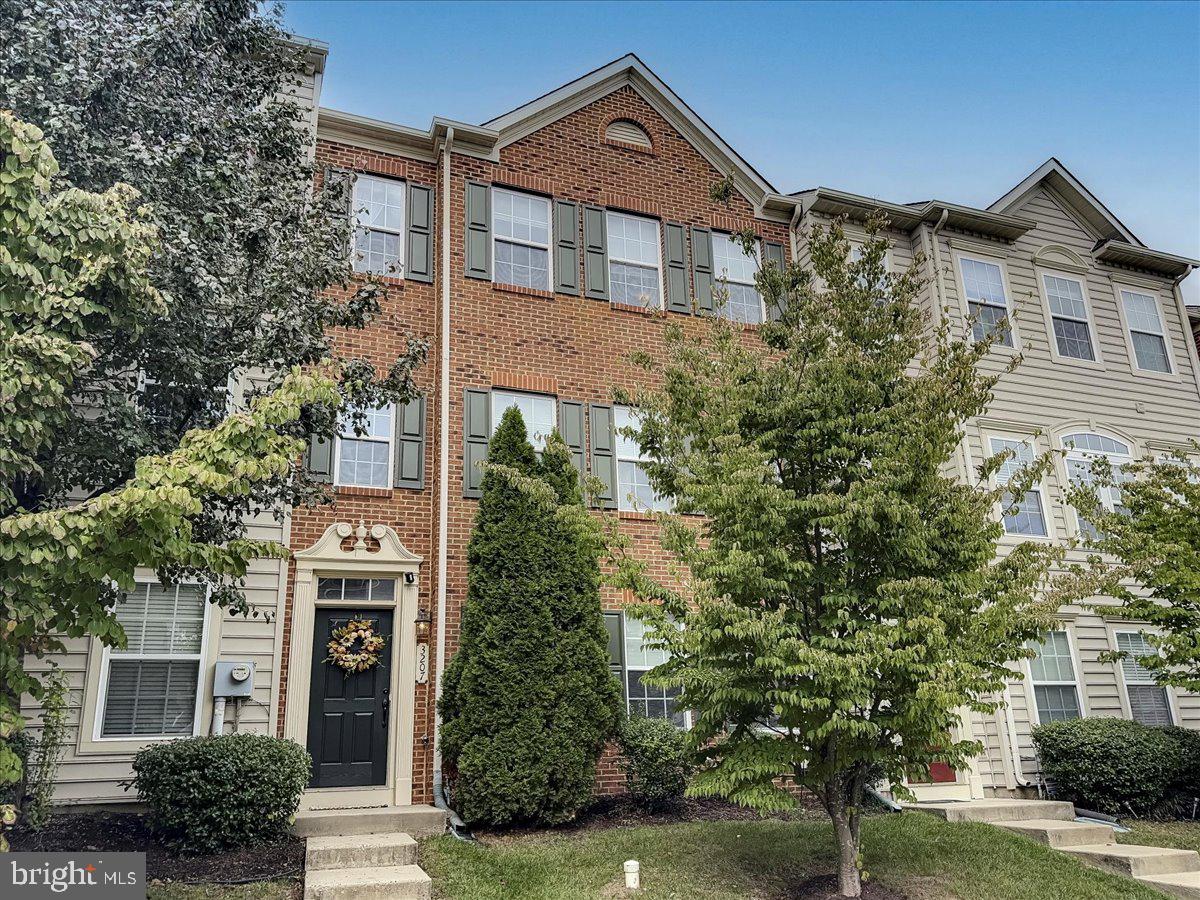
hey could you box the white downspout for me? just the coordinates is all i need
[788,201,803,264]
[1003,684,1034,788]
[432,127,468,835]
[1170,270,1200,400]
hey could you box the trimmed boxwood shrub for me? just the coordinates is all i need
[617,715,692,808]
[1032,717,1181,816]
[132,734,311,852]
[1158,726,1200,808]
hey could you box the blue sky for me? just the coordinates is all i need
[283,0,1200,302]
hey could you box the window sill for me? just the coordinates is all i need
[352,271,406,288]
[618,510,660,521]
[603,138,656,157]
[611,301,664,318]
[334,485,394,498]
[493,281,556,301]
[1047,353,1106,372]
[1126,365,1180,384]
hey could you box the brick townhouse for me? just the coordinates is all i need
[30,40,1200,814]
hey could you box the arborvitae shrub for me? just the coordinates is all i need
[439,409,619,826]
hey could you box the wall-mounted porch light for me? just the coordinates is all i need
[415,607,432,639]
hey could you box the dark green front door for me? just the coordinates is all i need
[306,608,393,788]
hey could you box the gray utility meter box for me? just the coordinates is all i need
[213,661,256,698]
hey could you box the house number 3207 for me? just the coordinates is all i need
[416,642,429,684]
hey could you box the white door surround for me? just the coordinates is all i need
[284,522,423,810]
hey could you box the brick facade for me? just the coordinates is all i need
[280,83,789,803]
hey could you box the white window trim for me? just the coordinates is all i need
[490,186,553,292]
[91,580,213,744]
[712,231,765,325]
[333,404,396,489]
[1035,266,1104,370]
[986,431,1054,542]
[847,238,894,274]
[614,404,672,513]
[608,610,692,730]
[489,388,558,452]
[1056,427,1135,541]
[1023,625,1087,728]
[352,173,406,279]
[1111,280,1178,382]
[950,246,1020,352]
[1107,625,1180,727]
[606,210,665,310]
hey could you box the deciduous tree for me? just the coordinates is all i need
[615,215,1076,896]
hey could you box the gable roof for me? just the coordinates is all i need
[989,157,1143,247]
[482,54,780,214]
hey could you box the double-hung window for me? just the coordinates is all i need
[99,583,207,738]
[491,390,556,453]
[849,241,892,291]
[1115,631,1173,726]
[1028,630,1082,723]
[336,404,394,489]
[711,233,763,324]
[352,175,405,276]
[1042,273,1096,362]
[1119,289,1172,374]
[989,436,1048,537]
[614,405,671,512]
[959,256,1013,347]
[1062,432,1131,539]
[604,612,688,727]
[606,212,662,308]
[492,188,551,291]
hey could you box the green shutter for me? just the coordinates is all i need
[589,403,617,509]
[406,184,434,283]
[559,399,586,484]
[691,226,714,314]
[583,205,609,301]
[463,388,490,498]
[307,434,333,483]
[664,222,690,314]
[554,200,580,295]
[393,396,425,489]
[603,611,624,668]
[763,241,785,321]
[465,181,491,280]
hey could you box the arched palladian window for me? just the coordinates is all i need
[1061,432,1132,537]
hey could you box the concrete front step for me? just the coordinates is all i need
[293,804,446,838]
[903,798,1076,824]
[1062,843,1200,879]
[306,832,418,870]
[994,818,1115,849]
[1137,870,1200,900]
[304,864,431,900]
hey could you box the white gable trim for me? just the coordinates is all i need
[483,54,777,211]
[989,158,1143,247]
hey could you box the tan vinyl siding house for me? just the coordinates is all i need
[797,159,1200,799]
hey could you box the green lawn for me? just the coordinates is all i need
[147,879,297,900]
[420,812,1161,899]
[1119,820,1200,854]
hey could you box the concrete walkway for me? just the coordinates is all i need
[294,805,446,900]
[905,799,1200,899]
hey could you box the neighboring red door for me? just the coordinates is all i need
[927,761,957,783]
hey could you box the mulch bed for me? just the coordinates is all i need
[10,812,304,888]
[474,794,821,844]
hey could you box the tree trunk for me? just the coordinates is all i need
[825,776,862,898]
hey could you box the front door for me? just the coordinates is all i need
[307,608,393,788]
